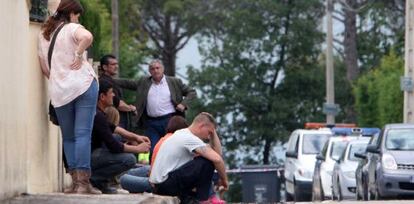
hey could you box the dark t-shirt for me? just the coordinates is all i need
[91,108,124,153]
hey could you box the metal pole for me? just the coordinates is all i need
[111,0,120,76]
[404,0,414,123]
[326,0,335,124]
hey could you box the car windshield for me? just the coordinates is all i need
[302,134,330,154]
[330,141,348,160]
[386,129,414,150]
[348,143,368,161]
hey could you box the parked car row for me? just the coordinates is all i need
[284,124,382,202]
[285,123,414,202]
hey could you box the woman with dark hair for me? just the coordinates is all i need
[119,116,189,193]
[38,0,100,194]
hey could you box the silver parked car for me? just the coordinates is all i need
[366,123,414,199]
[332,138,370,200]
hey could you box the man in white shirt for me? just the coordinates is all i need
[150,112,228,202]
[114,60,196,162]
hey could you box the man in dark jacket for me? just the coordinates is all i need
[115,59,196,162]
[99,54,137,129]
[90,80,151,194]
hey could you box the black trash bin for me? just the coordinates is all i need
[240,165,281,203]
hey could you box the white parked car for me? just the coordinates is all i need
[284,129,331,201]
[312,136,357,200]
[332,138,370,200]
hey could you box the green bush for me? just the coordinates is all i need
[354,50,403,127]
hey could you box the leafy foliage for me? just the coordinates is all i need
[79,0,112,59]
[354,50,403,127]
[357,0,405,72]
[188,0,326,166]
[135,0,210,76]
[118,0,151,79]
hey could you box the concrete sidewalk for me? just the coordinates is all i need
[3,193,179,204]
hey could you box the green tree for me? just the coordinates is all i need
[86,0,152,105]
[136,0,210,76]
[330,0,405,122]
[357,0,405,73]
[354,51,403,127]
[79,0,111,59]
[330,0,404,80]
[118,0,150,79]
[188,0,326,166]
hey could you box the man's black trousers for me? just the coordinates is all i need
[154,157,215,201]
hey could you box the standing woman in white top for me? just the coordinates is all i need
[38,0,100,194]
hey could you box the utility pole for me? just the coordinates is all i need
[324,0,336,125]
[403,0,414,123]
[111,0,119,76]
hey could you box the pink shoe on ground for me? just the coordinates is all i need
[209,195,226,204]
[199,195,226,204]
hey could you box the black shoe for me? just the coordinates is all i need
[91,181,118,194]
[100,186,118,194]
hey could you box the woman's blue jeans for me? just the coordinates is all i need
[55,80,98,171]
[120,165,152,193]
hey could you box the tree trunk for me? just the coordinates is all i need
[161,15,173,76]
[343,0,358,81]
[262,0,292,165]
[341,0,358,123]
[111,0,119,76]
[162,50,176,76]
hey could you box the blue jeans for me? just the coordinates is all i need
[55,80,98,171]
[120,165,152,193]
[144,116,171,163]
[90,148,137,187]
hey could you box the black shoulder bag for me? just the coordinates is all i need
[47,23,65,126]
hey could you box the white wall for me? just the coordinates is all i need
[0,0,63,200]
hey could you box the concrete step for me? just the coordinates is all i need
[4,193,179,204]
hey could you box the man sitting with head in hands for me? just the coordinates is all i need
[150,112,228,203]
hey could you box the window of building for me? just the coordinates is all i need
[30,0,48,23]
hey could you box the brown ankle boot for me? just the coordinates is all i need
[73,170,102,194]
[63,170,76,193]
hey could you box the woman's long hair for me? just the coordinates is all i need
[41,0,84,40]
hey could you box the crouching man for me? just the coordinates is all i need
[150,112,228,202]
[90,80,151,193]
